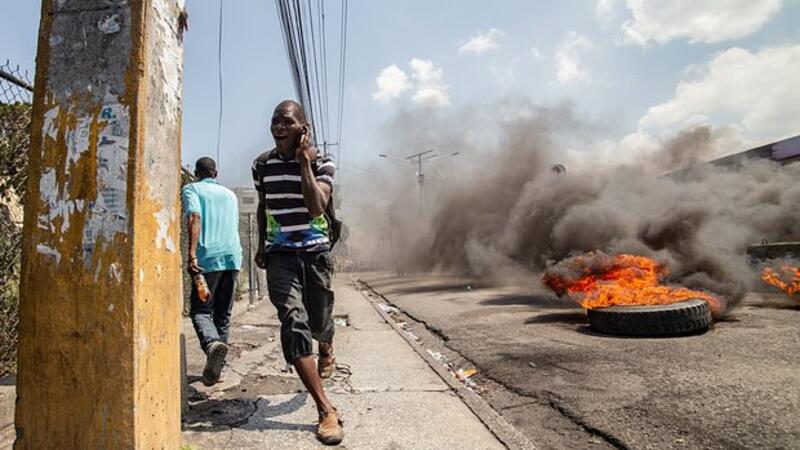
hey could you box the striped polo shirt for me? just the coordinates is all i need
[251,148,336,252]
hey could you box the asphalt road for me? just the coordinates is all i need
[359,272,800,450]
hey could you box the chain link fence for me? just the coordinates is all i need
[238,210,267,306]
[180,168,196,316]
[0,60,33,376]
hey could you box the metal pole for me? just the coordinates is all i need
[247,213,254,307]
[251,212,260,300]
[252,212,260,300]
[419,176,424,214]
[416,155,424,215]
[256,258,264,301]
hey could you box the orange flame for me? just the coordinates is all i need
[543,253,722,314]
[761,266,800,299]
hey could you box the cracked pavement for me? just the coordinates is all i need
[181,277,507,449]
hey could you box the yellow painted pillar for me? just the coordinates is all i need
[15,0,184,448]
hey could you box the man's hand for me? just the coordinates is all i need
[187,256,203,275]
[295,132,318,164]
[254,247,267,269]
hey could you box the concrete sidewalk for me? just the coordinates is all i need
[182,276,507,449]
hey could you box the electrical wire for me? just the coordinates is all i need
[336,0,348,164]
[275,0,347,159]
[319,0,330,152]
[277,0,318,144]
[216,0,224,168]
[306,0,326,147]
[295,0,318,143]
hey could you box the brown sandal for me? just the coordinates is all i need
[317,407,344,445]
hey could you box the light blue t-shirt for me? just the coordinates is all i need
[181,178,242,272]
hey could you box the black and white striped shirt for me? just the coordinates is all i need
[251,149,336,251]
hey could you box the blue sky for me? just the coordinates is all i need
[3,1,800,190]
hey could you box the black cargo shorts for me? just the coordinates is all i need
[264,250,335,364]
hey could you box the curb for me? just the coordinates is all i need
[353,276,538,450]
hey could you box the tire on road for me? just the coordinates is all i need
[587,299,712,337]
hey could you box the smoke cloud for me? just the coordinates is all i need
[345,98,800,314]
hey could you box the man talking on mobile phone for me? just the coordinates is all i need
[251,100,343,445]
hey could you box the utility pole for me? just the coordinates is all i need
[321,141,339,156]
[247,212,255,307]
[16,1,185,447]
[321,140,340,183]
[255,260,264,300]
[407,150,434,212]
[378,150,460,214]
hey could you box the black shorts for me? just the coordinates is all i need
[264,251,335,364]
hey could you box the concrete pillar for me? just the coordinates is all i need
[15,1,184,448]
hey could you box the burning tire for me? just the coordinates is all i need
[586,299,711,337]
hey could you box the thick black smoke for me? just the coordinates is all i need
[348,99,800,314]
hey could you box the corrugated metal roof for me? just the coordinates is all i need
[772,135,800,161]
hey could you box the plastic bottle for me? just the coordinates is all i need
[193,273,210,302]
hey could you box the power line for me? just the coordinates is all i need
[274,0,348,159]
[336,0,348,164]
[216,0,224,168]
[275,2,301,103]
[319,0,330,148]
[378,150,461,214]
[276,0,319,144]
[306,0,326,146]
[293,0,315,140]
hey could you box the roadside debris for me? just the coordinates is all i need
[358,279,480,391]
[456,368,477,381]
[454,368,477,389]
[378,304,400,315]
[405,330,421,341]
[332,314,350,327]
[426,349,447,362]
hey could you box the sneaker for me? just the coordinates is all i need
[317,407,344,445]
[202,341,228,386]
[318,342,336,380]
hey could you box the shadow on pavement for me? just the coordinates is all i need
[183,392,314,434]
[481,293,573,309]
[525,311,587,324]
[183,397,259,431]
[573,325,712,339]
[377,280,496,296]
[714,314,741,323]
[240,394,316,433]
[747,301,800,311]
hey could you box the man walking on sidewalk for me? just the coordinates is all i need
[182,157,243,386]
[252,100,344,445]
